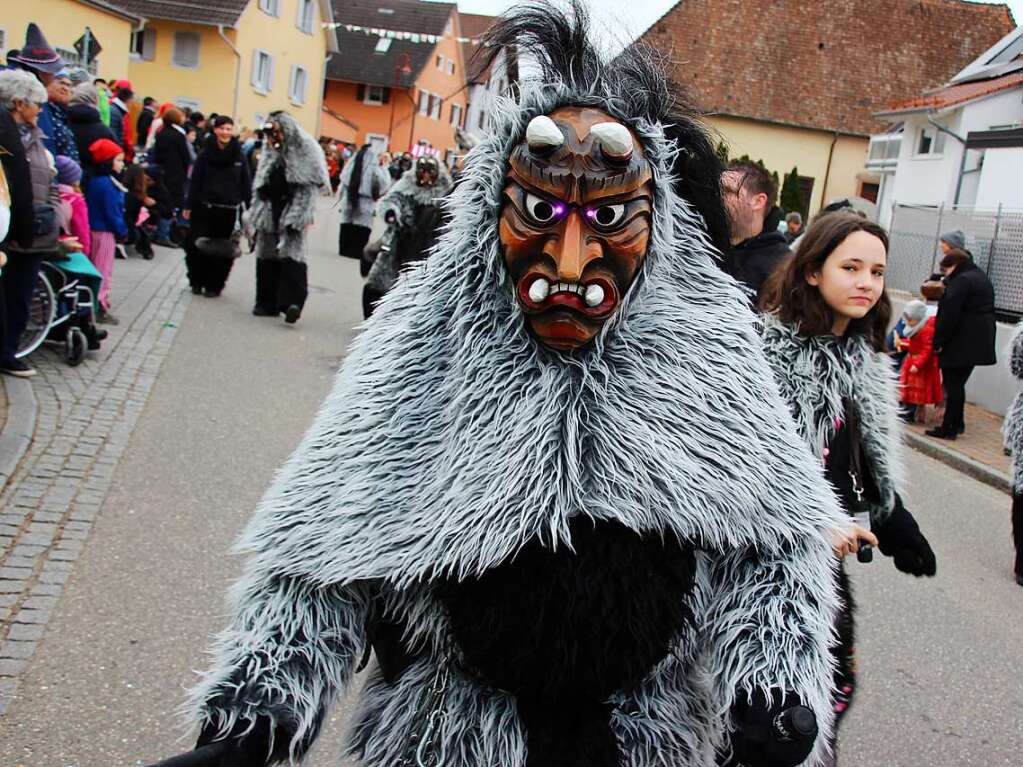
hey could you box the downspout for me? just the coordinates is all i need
[819,131,839,211]
[217,25,241,121]
[926,112,968,206]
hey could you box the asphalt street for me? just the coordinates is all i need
[0,201,1020,766]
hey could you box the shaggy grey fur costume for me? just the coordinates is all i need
[189,15,845,767]
[366,165,453,294]
[1002,322,1023,493]
[247,112,329,263]
[760,314,906,525]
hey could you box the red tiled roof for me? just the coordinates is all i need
[635,0,1016,136]
[879,69,1023,115]
[458,11,497,83]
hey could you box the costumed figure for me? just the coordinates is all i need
[248,111,329,323]
[1002,321,1023,587]
[152,5,849,767]
[362,155,452,318]
[896,300,942,422]
[338,142,390,262]
[758,213,937,761]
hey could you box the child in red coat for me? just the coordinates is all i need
[898,300,943,421]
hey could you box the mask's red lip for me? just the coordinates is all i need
[517,273,618,318]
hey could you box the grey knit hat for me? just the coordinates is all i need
[940,230,966,250]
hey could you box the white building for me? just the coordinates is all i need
[458,12,516,143]
[869,27,1023,229]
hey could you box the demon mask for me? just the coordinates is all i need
[499,106,654,351]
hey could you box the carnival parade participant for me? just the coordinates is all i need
[151,5,849,766]
[362,154,452,318]
[248,111,329,323]
[759,212,937,763]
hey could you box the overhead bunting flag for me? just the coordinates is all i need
[325,22,484,46]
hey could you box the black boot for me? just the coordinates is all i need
[278,258,308,322]
[254,258,282,316]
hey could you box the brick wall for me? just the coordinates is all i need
[638,0,1015,135]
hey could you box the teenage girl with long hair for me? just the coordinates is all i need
[758,212,937,763]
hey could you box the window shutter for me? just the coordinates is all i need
[143,28,157,61]
[251,51,260,87]
[382,87,390,104]
[357,83,366,102]
[268,54,275,91]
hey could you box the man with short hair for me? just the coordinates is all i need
[784,211,803,244]
[108,80,134,159]
[719,161,790,301]
[136,96,156,150]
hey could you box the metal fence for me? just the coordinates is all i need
[887,203,1023,320]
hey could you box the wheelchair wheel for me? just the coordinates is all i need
[15,269,56,359]
[65,326,87,367]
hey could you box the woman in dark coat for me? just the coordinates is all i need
[151,106,191,220]
[926,247,997,440]
[67,83,115,179]
[182,116,251,297]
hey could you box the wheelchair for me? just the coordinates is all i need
[16,256,104,367]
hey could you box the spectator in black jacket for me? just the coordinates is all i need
[719,161,791,303]
[182,115,251,297]
[926,247,997,440]
[135,97,156,152]
[67,83,116,178]
[151,106,190,248]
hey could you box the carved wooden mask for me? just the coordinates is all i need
[499,106,654,351]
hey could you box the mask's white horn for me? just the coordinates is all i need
[526,115,564,152]
[591,122,634,162]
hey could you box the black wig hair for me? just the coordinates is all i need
[476,1,731,253]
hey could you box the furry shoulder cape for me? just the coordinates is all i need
[192,83,845,767]
[760,314,906,523]
[1002,321,1023,493]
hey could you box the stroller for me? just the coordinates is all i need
[16,253,105,366]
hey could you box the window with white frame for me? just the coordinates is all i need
[172,31,200,68]
[259,0,280,17]
[915,126,946,156]
[447,59,454,75]
[374,37,392,54]
[419,90,430,115]
[289,65,308,104]
[296,0,315,34]
[449,103,462,127]
[130,28,157,61]
[252,50,274,94]
[430,94,441,120]
[363,84,386,105]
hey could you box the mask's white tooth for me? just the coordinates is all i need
[585,284,605,307]
[528,277,550,303]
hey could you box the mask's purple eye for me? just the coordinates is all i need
[585,203,626,230]
[525,193,562,225]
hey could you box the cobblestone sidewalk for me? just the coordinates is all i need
[0,250,190,713]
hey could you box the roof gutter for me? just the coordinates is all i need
[217,25,242,123]
[926,112,969,206]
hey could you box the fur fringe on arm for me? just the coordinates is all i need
[702,538,840,767]
[187,571,374,762]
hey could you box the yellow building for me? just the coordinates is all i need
[1,0,141,81]
[118,0,338,135]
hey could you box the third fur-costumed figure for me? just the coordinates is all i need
[153,5,849,767]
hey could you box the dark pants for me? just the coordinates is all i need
[339,223,370,260]
[184,206,237,293]
[1,253,44,363]
[255,258,308,316]
[940,365,974,433]
[1013,494,1023,578]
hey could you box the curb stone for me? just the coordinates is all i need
[0,377,37,491]
[904,432,1011,495]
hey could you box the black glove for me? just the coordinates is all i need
[147,716,289,767]
[730,689,818,767]
[874,495,937,577]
